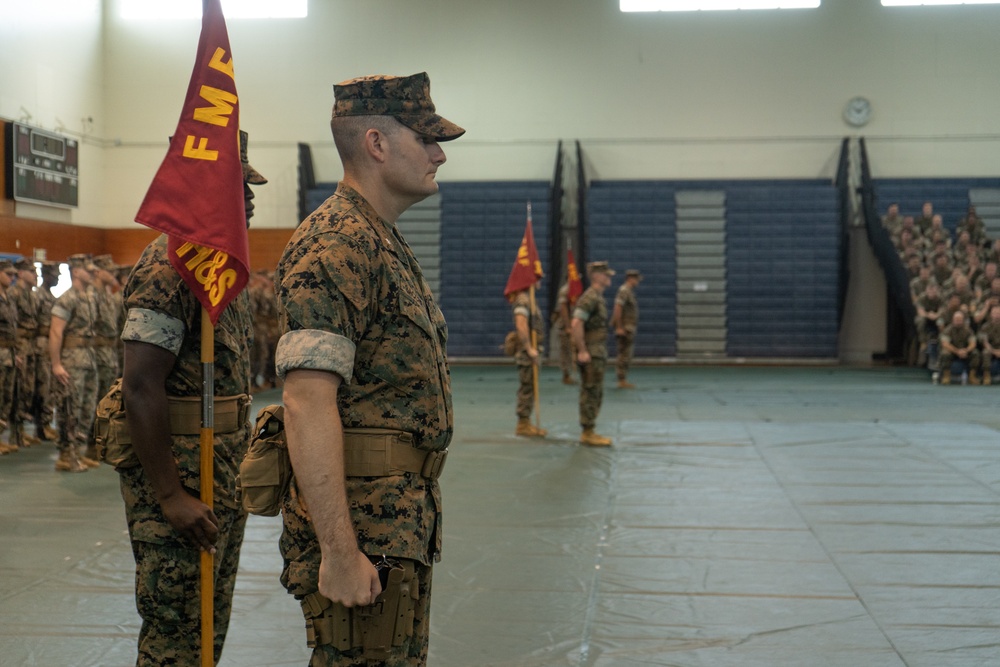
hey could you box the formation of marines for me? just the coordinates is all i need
[510,260,643,447]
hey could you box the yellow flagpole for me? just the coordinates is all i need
[528,283,541,428]
[200,307,215,667]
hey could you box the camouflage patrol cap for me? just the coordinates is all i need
[626,269,643,280]
[14,258,33,271]
[239,130,267,185]
[587,261,615,276]
[40,260,61,275]
[67,253,94,270]
[333,72,465,142]
[93,254,116,271]
[0,259,14,274]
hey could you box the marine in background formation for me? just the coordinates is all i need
[611,268,642,389]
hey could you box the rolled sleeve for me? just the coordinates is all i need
[572,306,591,321]
[121,307,186,355]
[275,328,356,383]
[51,304,72,321]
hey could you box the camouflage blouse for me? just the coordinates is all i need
[573,286,609,358]
[275,183,451,577]
[119,235,253,525]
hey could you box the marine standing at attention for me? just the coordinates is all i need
[572,261,615,447]
[611,268,642,389]
[115,131,266,665]
[274,72,462,666]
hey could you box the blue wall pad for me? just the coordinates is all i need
[589,179,839,359]
[439,181,551,357]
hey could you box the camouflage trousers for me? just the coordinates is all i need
[121,473,247,667]
[940,350,982,376]
[0,352,14,429]
[615,333,635,381]
[94,345,120,404]
[55,357,97,454]
[557,327,574,378]
[515,362,537,419]
[579,357,606,430]
[16,343,36,421]
[33,343,55,428]
[308,560,432,667]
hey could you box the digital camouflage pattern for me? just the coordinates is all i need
[52,285,97,453]
[614,282,639,382]
[34,279,57,428]
[511,291,543,418]
[119,234,252,665]
[275,184,450,573]
[122,496,245,667]
[92,285,122,400]
[121,234,253,511]
[573,286,609,359]
[573,285,609,430]
[0,288,16,432]
[9,278,37,425]
[333,72,465,142]
[553,283,575,379]
[939,321,981,374]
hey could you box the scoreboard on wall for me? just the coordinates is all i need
[4,121,79,208]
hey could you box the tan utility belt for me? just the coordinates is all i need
[92,336,117,348]
[62,336,93,349]
[342,428,448,479]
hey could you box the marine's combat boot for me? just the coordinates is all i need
[55,450,87,473]
[940,369,951,385]
[617,379,636,389]
[562,374,577,385]
[580,428,612,447]
[970,369,981,385]
[17,427,40,447]
[41,425,59,441]
[515,418,548,438]
[983,372,992,386]
[77,446,100,469]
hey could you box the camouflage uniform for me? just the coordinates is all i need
[939,320,981,381]
[553,283,575,383]
[8,268,37,439]
[275,183,452,667]
[119,235,252,666]
[0,268,17,451]
[92,274,122,403]
[573,285,608,431]
[52,282,98,458]
[613,281,639,383]
[33,267,58,435]
[511,291,543,420]
[979,320,1000,381]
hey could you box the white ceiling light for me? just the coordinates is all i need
[621,0,820,11]
[120,0,307,20]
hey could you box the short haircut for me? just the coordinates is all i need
[331,115,404,165]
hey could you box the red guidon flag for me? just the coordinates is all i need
[503,203,545,297]
[134,0,248,325]
[566,248,584,307]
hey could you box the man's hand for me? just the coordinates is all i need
[319,549,382,608]
[577,349,591,365]
[160,489,219,553]
[52,362,71,386]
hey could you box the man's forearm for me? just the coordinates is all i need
[284,371,358,559]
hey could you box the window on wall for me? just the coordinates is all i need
[620,0,820,10]
[120,0,307,20]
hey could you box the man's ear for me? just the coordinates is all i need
[364,128,388,163]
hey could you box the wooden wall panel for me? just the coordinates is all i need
[1,213,294,271]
